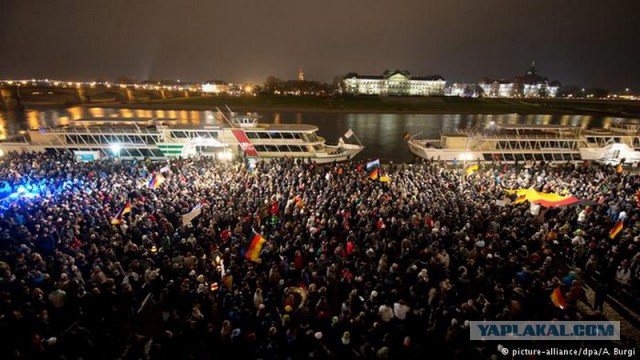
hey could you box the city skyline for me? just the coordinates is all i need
[0,0,638,89]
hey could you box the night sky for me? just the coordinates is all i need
[1,0,638,89]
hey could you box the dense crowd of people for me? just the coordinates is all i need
[0,151,639,359]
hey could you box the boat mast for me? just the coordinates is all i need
[216,107,237,128]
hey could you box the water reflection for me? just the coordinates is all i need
[0,107,623,162]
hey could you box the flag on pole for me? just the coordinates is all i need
[366,159,381,171]
[609,220,623,239]
[344,129,354,139]
[369,168,379,180]
[465,164,479,175]
[149,174,165,189]
[111,203,132,225]
[181,203,203,226]
[245,232,266,262]
[550,287,567,309]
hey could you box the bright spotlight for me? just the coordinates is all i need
[110,143,122,156]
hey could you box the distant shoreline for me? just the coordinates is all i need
[10,96,640,118]
[80,96,640,117]
[79,102,533,115]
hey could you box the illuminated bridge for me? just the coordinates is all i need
[0,80,204,109]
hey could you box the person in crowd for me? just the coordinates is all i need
[0,151,638,359]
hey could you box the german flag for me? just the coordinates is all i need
[609,220,623,239]
[369,168,379,180]
[245,232,266,262]
[506,189,579,208]
[550,287,566,309]
[111,203,132,225]
[514,195,527,204]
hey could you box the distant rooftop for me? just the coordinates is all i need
[345,70,445,81]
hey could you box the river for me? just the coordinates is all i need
[0,106,623,163]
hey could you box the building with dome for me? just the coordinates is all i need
[478,62,560,98]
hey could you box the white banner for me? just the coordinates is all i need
[182,203,202,226]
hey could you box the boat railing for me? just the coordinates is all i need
[476,133,580,140]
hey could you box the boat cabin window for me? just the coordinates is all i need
[254,144,306,153]
[281,133,295,139]
[284,145,305,152]
[246,132,259,139]
[258,132,271,139]
[195,131,218,139]
[172,131,188,138]
[303,133,318,142]
[269,132,283,139]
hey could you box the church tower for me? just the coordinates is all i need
[526,60,537,76]
[298,66,305,81]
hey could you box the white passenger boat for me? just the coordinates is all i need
[407,122,640,165]
[0,111,364,163]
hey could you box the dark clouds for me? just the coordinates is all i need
[0,0,638,89]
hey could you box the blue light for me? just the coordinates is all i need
[17,186,26,194]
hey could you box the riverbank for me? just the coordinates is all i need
[77,95,640,117]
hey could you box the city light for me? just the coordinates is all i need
[110,143,122,156]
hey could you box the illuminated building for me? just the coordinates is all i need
[479,62,560,98]
[201,80,229,94]
[341,70,446,96]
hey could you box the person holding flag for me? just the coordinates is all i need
[369,168,379,180]
[149,173,165,190]
[550,286,567,309]
[366,159,380,172]
[245,230,267,262]
[609,220,623,239]
[111,202,132,225]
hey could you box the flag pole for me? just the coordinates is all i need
[350,129,363,147]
